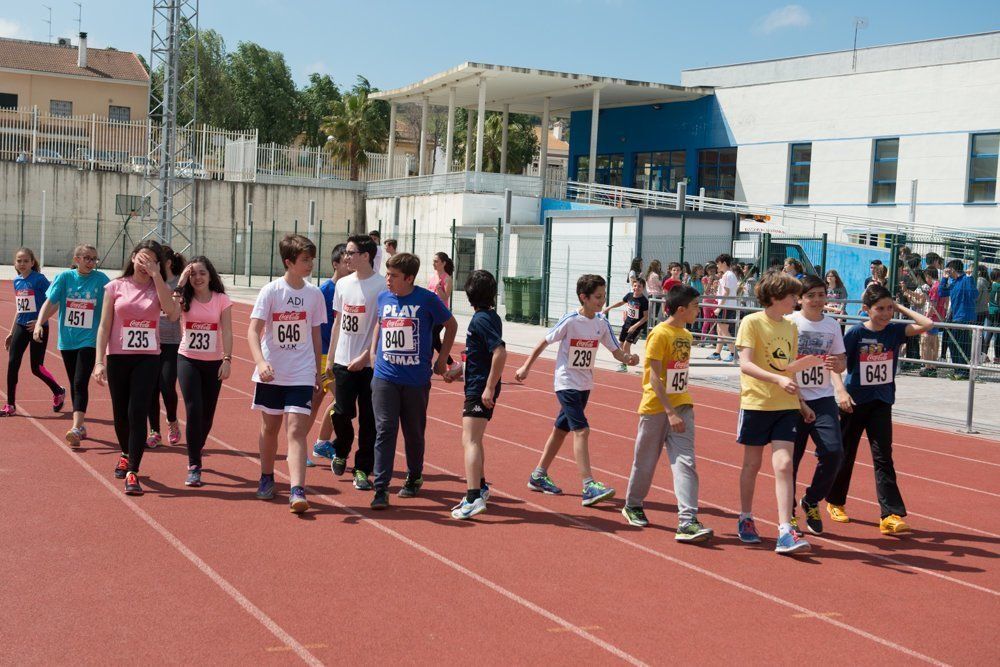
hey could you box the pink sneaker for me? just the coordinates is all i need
[167,422,181,445]
[146,431,161,449]
[52,387,66,413]
[0,404,14,417]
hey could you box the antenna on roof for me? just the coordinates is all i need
[852,17,868,71]
[42,4,53,43]
[74,2,83,34]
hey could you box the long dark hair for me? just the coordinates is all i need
[434,251,454,276]
[181,256,226,312]
[161,245,187,276]
[15,247,40,273]
[121,240,167,281]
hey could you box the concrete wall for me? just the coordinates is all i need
[0,161,365,269]
[365,191,541,239]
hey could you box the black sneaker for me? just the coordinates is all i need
[398,473,423,498]
[330,455,347,476]
[114,455,129,479]
[800,498,824,535]
[371,489,390,510]
[353,469,373,491]
[621,505,649,527]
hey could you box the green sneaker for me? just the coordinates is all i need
[398,473,423,498]
[675,520,713,543]
[621,505,649,527]
[353,469,373,491]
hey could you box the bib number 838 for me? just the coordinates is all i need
[342,314,360,333]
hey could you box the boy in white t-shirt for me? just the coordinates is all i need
[324,234,386,490]
[788,275,846,535]
[515,274,638,506]
[248,234,327,514]
[709,253,738,362]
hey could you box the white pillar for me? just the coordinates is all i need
[418,96,429,176]
[500,104,510,174]
[387,101,398,178]
[464,108,473,171]
[445,87,456,173]
[588,88,600,184]
[474,79,487,172]
[539,96,551,182]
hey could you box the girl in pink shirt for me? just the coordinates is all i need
[429,252,455,366]
[93,240,179,496]
[175,256,233,487]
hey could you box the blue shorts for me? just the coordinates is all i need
[554,389,590,431]
[737,408,799,446]
[252,383,314,416]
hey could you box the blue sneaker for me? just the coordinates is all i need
[527,472,562,495]
[305,456,316,468]
[480,481,491,502]
[707,352,722,361]
[723,354,735,363]
[256,474,275,500]
[775,528,811,555]
[737,516,761,543]
[581,480,615,507]
[289,486,309,514]
[313,441,336,460]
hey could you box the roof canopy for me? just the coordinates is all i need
[372,62,713,116]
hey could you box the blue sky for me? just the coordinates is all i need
[2,1,998,89]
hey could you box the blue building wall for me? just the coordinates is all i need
[800,240,890,303]
[567,96,735,191]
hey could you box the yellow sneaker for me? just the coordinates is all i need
[879,514,911,535]
[826,503,850,523]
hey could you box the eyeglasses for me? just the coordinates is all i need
[79,256,98,262]
[343,250,358,256]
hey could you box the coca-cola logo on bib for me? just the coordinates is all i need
[125,319,153,328]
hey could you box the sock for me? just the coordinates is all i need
[532,466,546,478]
[479,477,487,489]
[778,522,792,536]
[739,512,752,521]
[582,476,595,487]
[466,488,482,503]
[262,473,274,480]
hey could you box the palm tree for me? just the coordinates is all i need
[320,85,386,180]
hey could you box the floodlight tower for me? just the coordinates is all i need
[144,0,199,253]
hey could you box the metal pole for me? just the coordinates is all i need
[247,219,254,287]
[411,218,416,255]
[606,217,614,305]
[230,219,237,280]
[96,213,100,248]
[40,190,46,267]
[243,202,253,279]
[679,212,686,266]
[541,216,552,325]
[269,219,276,280]
[821,232,828,275]
[318,218,324,280]
[494,218,502,276]
[19,209,24,247]
[966,326,981,433]
[888,234,903,299]
[973,240,981,280]
[450,218,456,309]
[294,218,298,236]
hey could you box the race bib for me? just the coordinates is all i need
[382,317,417,353]
[122,319,157,351]
[625,303,639,320]
[569,338,598,369]
[15,289,36,314]
[64,299,96,329]
[272,311,306,347]
[797,355,827,388]
[184,322,218,353]
[341,304,367,334]
[860,351,893,386]
[665,360,689,394]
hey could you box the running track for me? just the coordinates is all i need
[2,292,998,665]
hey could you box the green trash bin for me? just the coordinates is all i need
[521,277,543,324]
[502,276,522,321]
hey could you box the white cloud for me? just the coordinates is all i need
[0,18,29,39]
[755,4,812,34]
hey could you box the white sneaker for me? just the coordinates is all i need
[451,497,487,520]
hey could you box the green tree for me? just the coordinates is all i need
[299,73,341,147]
[320,76,388,180]
[227,42,300,144]
[453,109,539,173]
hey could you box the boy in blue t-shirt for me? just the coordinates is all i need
[446,269,506,520]
[826,284,932,535]
[369,252,457,509]
[311,243,351,464]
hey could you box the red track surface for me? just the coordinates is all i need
[2,291,998,665]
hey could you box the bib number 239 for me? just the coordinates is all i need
[569,339,597,369]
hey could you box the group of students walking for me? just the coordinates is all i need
[5,235,929,550]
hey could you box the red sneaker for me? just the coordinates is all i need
[114,455,129,479]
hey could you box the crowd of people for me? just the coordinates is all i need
[3,228,953,557]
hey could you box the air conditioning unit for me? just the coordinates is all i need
[57,37,72,46]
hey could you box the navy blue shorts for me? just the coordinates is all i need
[794,396,843,453]
[252,383,314,416]
[554,389,590,431]
[619,321,642,345]
[737,408,799,446]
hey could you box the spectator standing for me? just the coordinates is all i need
[938,259,979,380]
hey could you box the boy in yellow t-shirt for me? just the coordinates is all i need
[734,270,823,555]
[622,285,713,542]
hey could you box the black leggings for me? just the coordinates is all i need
[6,323,61,405]
[107,354,159,473]
[60,347,96,413]
[431,324,454,366]
[148,343,180,432]
[177,355,223,468]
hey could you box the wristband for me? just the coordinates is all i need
[222,355,232,362]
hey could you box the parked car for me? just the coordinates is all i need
[76,149,122,171]
[130,155,156,175]
[34,148,66,165]
[176,160,208,179]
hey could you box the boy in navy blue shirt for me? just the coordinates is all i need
[826,284,932,535]
[369,252,457,509]
[603,277,650,372]
[446,269,506,520]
